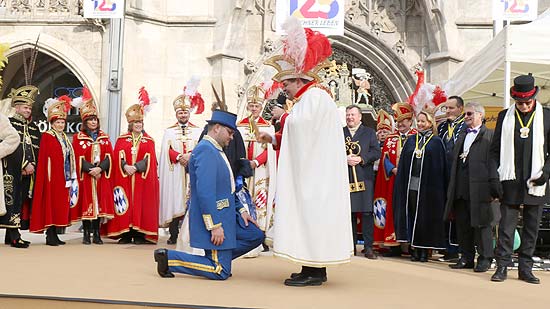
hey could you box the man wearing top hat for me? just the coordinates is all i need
[154,110,264,280]
[490,74,550,284]
[1,86,41,248]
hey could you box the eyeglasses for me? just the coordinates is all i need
[465,111,479,116]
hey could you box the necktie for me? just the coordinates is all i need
[467,128,478,134]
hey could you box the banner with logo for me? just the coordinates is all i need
[276,0,344,36]
[83,0,125,19]
[492,0,538,21]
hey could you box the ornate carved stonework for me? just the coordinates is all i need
[49,0,70,13]
[4,0,80,16]
[263,38,275,54]
[10,0,32,13]
[331,47,397,113]
[244,59,258,75]
[393,39,405,54]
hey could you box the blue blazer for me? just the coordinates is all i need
[188,137,241,250]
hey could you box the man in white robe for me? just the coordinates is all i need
[259,20,353,286]
[159,95,202,244]
[236,85,277,257]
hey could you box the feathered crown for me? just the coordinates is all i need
[126,87,157,123]
[71,85,97,121]
[264,17,332,82]
[43,95,72,122]
[408,70,448,116]
[173,76,205,114]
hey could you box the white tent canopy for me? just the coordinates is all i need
[448,9,550,106]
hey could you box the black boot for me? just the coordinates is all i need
[491,265,508,282]
[82,221,91,245]
[92,219,103,244]
[46,227,58,246]
[167,217,181,245]
[53,227,65,245]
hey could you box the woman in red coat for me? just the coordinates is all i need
[30,96,77,246]
[71,87,115,244]
[106,89,159,244]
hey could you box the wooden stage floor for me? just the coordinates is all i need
[1,229,549,309]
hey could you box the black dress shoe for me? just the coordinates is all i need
[284,275,323,287]
[364,247,378,260]
[290,272,327,282]
[10,239,30,248]
[491,266,507,282]
[167,238,177,245]
[474,259,492,273]
[154,249,175,278]
[449,259,475,269]
[518,271,540,284]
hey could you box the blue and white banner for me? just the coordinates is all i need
[83,0,125,19]
[276,0,344,36]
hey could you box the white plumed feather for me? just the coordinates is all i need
[185,76,201,96]
[282,17,307,72]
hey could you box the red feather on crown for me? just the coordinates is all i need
[82,85,92,102]
[282,18,332,74]
[301,28,332,73]
[57,95,72,112]
[138,86,150,107]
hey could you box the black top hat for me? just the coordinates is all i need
[510,74,539,101]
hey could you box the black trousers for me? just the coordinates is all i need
[454,199,494,263]
[495,204,543,271]
[168,216,183,241]
[352,212,374,248]
[301,266,326,278]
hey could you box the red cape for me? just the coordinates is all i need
[70,131,115,222]
[104,132,159,242]
[30,131,71,232]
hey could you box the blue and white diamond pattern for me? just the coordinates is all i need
[373,198,387,228]
[69,180,79,208]
[113,186,129,215]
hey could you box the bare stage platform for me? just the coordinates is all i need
[1,229,549,309]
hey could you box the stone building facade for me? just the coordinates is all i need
[1,0,549,147]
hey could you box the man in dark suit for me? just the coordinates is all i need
[438,95,466,262]
[344,105,381,259]
[445,102,499,273]
[490,75,550,284]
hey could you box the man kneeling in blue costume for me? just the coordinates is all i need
[154,110,265,280]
